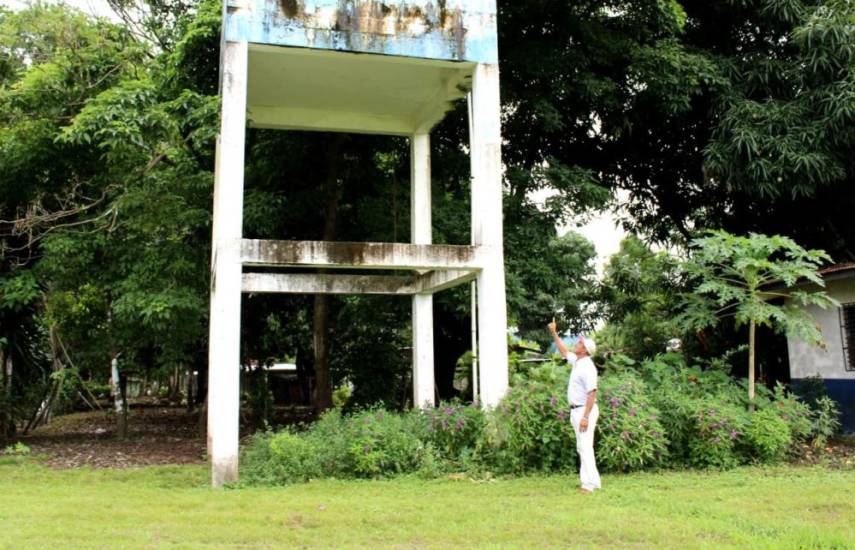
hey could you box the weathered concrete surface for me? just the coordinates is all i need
[208,41,248,488]
[242,272,418,294]
[241,239,484,270]
[225,0,498,63]
[245,45,473,135]
[240,269,477,295]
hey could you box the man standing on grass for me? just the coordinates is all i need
[548,320,601,494]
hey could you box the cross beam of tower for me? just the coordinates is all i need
[208,0,509,487]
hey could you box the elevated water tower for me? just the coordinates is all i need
[209,0,509,486]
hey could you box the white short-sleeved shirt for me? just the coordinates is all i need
[566,353,597,407]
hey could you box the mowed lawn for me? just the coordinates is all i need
[0,462,852,549]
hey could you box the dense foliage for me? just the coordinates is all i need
[241,351,839,485]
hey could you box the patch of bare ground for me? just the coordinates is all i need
[16,404,206,469]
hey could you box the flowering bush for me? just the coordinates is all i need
[480,364,577,473]
[687,399,745,469]
[241,353,830,486]
[596,372,669,472]
[421,400,485,466]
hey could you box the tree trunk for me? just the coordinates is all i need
[313,296,334,412]
[34,325,66,429]
[1,348,10,439]
[168,364,182,403]
[186,369,194,412]
[313,135,345,414]
[748,319,756,412]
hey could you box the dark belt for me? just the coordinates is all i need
[570,404,585,409]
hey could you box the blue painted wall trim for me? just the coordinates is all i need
[793,378,855,434]
[224,0,498,64]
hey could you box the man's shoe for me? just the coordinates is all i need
[579,488,593,495]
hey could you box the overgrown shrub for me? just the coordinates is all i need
[632,354,742,466]
[794,375,828,410]
[810,396,841,449]
[242,351,828,486]
[266,431,323,483]
[421,400,485,466]
[768,384,812,447]
[686,399,745,469]
[346,408,432,478]
[741,408,792,463]
[480,363,577,474]
[596,371,669,471]
[241,407,437,485]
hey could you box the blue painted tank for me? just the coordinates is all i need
[224,0,498,64]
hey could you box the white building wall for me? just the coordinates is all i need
[787,277,855,381]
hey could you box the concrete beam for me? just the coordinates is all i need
[242,272,416,295]
[414,269,479,294]
[241,239,483,271]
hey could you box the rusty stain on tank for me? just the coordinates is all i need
[279,0,302,18]
[276,1,468,55]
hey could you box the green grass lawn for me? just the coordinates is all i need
[0,462,852,549]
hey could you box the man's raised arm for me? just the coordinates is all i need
[548,319,569,359]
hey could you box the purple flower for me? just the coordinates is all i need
[710,422,721,430]
[730,431,739,440]
[650,414,658,421]
[713,436,721,444]
[443,407,453,416]
[558,410,565,421]
[550,396,558,407]
[620,431,630,440]
[455,418,465,431]
[629,408,637,417]
[610,397,621,408]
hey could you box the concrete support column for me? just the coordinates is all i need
[469,63,509,408]
[208,40,248,487]
[411,132,435,408]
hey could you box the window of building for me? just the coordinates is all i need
[840,303,855,372]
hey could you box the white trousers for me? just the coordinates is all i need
[571,403,601,491]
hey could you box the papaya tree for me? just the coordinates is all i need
[680,230,837,407]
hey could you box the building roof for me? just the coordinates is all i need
[819,263,855,277]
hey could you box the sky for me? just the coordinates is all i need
[2,0,630,274]
[2,0,119,19]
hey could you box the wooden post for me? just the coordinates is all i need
[469,64,509,408]
[208,40,248,487]
[411,132,435,408]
